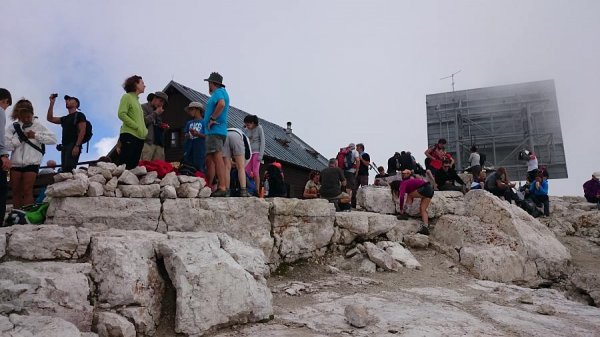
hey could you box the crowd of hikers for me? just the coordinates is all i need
[0,73,598,227]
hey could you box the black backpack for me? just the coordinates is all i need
[74,112,93,152]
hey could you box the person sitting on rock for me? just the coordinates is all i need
[470,170,486,190]
[374,166,390,186]
[303,170,320,199]
[529,170,550,216]
[484,167,518,204]
[390,170,434,235]
[434,159,466,193]
[583,172,600,206]
[320,158,351,211]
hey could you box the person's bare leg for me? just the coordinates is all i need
[206,154,215,190]
[234,155,246,189]
[10,171,23,209]
[426,170,437,189]
[214,151,227,191]
[223,157,232,191]
[22,172,37,206]
[419,196,432,225]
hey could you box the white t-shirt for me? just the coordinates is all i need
[527,157,538,172]
[469,152,480,167]
[347,149,360,173]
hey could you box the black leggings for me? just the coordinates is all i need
[117,133,144,169]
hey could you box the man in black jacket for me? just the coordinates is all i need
[435,160,466,192]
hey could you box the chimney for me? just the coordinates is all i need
[286,122,292,135]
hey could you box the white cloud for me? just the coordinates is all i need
[94,136,118,158]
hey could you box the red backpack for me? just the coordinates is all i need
[336,147,355,170]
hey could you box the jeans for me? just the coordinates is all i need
[61,142,81,172]
[0,169,7,226]
[530,194,550,216]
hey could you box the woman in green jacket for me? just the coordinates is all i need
[117,75,148,169]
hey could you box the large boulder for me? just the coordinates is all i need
[1,314,84,337]
[46,176,89,197]
[406,190,465,218]
[0,262,93,331]
[90,231,166,336]
[47,197,162,231]
[158,232,273,336]
[94,312,136,337]
[431,190,571,284]
[335,212,417,240]
[7,225,89,260]
[270,198,335,262]
[162,198,274,261]
[356,186,396,214]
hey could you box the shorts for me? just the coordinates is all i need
[205,134,226,154]
[344,171,356,190]
[11,165,40,174]
[222,131,244,159]
[246,152,261,178]
[141,143,165,161]
[417,182,434,198]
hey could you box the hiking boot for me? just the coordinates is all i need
[210,189,228,197]
[396,214,409,220]
[240,188,249,197]
[417,224,430,236]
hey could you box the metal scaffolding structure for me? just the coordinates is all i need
[425,80,568,180]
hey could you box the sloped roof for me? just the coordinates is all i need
[164,81,328,171]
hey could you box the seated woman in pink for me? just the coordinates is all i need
[390,170,434,235]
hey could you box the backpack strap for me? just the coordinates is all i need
[13,122,45,155]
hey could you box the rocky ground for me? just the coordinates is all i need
[1,167,599,336]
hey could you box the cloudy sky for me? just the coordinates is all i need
[2,0,599,196]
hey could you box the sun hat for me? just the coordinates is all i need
[204,72,225,87]
[184,101,204,112]
[147,91,169,104]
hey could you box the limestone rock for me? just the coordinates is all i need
[97,161,117,173]
[95,312,136,337]
[198,186,212,198]
[47,197,162,231]
[356,185,397,214]
[217,233,270,280]
[176,182,201,198]
[89,174,107,185]
[4,314,83,337]
[0,233,6,259]
[160,185,177,199]
[118,306,156,337]
[383,242,421,269]
[159,172,180,188]
[139,171,158,185]
[112,164,126,177]
[571,272,600,306]
[117,170,139,185]
[46,178,89,197]
[271,198,335,262]
[118,184,160,198]
[385,219,422,242]
[178,175,206,187]
[7,225,89,260]
[404,233,430,249]
[358,258,377,273]
[129,165,147,176]
[88,165,113,180]
[0,262,93,331]
[115,188,123,198]
[406,190,465,218]
[90,232,166,333]
[335,212,408,239]
[158,232,273,336]
[105,177,118,192]
[162,198,274,261]
[103,190,116,197]
[53,172,73,182]
[345,304,377,328]
[87,181,104,197]
[363,242,400,271]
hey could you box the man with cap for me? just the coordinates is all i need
[0,88,12,225]
[141,91,169,161]
[203,72,230,197]
[47,93,87,172]
[583,172,600,206]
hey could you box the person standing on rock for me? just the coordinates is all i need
[183,102,206,172]
[391,170,434,235]
[243,114,265,194]
[141,91,169,161]
[47,93,87,172]
[353,143,370,208]
[203,72,230,197]
[116,75,148,169]
[0,88,12,225]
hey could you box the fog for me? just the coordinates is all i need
[1,0,598,195]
